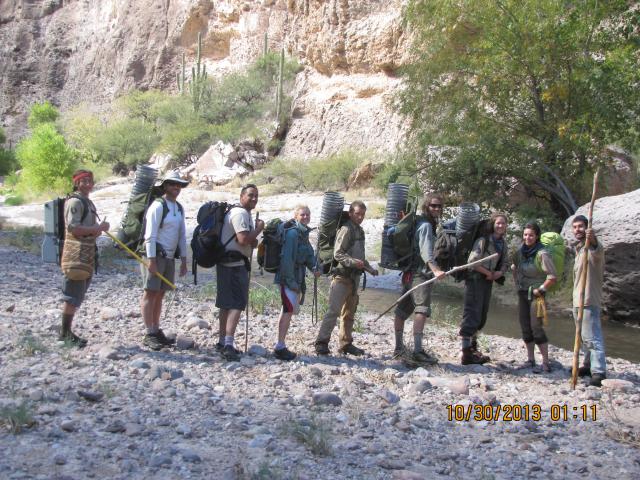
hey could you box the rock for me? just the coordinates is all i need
[248,434,273,448]
[151,379,169,391]
[77,390,104,402]
[428,377,470,395]
[601,379,634,393]
[185,316,209,330]
[28,389,44,402]
[98,346,122,360]
[248,345,268,356]
[146,365,162,380]
[125,423,144,437]
[176,335,195,350]
[53,454,66,466]
[176,424,192,437]
[104,420,126,433]
[5,304,15,312]
[312,392,343,407]
[309,367,323,378]
[562,189,640,324]
[181,450,202,463]
[393,471,426,480]
[410,380,432,394]
[60,420,78,432]
[378,389,400,405]
[100,307,120,320]
[149,454,172,468]
[347,161,384,189]
[129,359,150,370]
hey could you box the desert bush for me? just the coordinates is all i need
[91,117,160,167]
[0,402,36,434]
[16,123,78,194]
[281,415,333,456]
[27,101,59,128]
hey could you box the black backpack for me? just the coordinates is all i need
[190,201,236,284]
[257,218,297,274]
[434,218,492,281]
[117,185,183,254]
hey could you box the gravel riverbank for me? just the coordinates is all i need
[1,239,639,480]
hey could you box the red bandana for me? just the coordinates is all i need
[72,172,93,184]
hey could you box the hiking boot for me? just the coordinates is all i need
[412,349,439,365]
[222,344,240,361]
[59,331,88,348]
[392,346,406,359]
[143,333,164,351]
[339,344,365,356]
[578,365,592,377]
[315,343,330,356]
[470,341,491,363]
[461,347,489,365]
[274,347,297,361]
[589,373,606,388]
[216,343,240,354]
[156,328,175,346]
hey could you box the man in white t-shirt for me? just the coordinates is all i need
[140,171,189,350]
[216,184,264,361]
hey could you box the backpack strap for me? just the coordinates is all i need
[68,193,95,224]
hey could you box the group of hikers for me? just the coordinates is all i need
[57,169,607,387]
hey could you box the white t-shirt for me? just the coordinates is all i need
[220,206,254,266]
[144,199,187,259]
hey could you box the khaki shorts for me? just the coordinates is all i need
[141,257,175,291]
[394,271,433,320]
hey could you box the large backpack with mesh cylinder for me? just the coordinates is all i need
[316,210,350,274]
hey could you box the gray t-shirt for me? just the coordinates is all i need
[220,206,254,267]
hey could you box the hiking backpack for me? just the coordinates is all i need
[316,210,350,275]
[257,218,297,274]
[116,185,183,254]
[433,216,492,281]
[535,232,565,292]
[42,194,92,265]
[190,201,235,284]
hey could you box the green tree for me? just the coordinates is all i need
[27,101,60,129]
[16,123,77,193]
[399,0,640,217]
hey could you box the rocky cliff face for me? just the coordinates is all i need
[0,0,408,157]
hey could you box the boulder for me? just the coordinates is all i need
[562,189,640,324]
[347,161,384,190]
[192,141,248,186]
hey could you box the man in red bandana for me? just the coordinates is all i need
[60,170,109,346]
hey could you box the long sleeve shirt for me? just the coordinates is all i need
[468,235,509,275]
[144,198,187,259]
[573,241,604,308]
[332,220,372,279]
[413,219,436,274]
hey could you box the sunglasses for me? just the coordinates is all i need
[429,204,443,208]
[165,181,183,187]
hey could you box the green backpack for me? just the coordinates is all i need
[316,211,350,274]
[535,232,565,291]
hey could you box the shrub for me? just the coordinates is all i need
[0,148,17,176]
[27,101,59,128]
[0,402,36,434]
[91,117,160,167]
[281,415,333,456]
[16,123,78,194]
[373,153,417,192]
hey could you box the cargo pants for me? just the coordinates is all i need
[315,275,359,349]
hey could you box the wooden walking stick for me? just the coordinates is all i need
[373,253,499,322]
[245,211,259,353]
[571,168,600,389]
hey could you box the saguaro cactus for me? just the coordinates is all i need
[275,47,285,122]
[176,32,209,111]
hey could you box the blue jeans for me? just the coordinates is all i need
[573,306,607,375]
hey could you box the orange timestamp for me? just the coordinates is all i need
[446,403,598,422]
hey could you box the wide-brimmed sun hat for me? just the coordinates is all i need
[159,170,189,187]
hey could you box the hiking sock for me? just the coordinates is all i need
[147,326,159,335]
[461,337,472,349]
[224,335,235,347]
[275,341,286,351]
[61,314,74,336]
[413,333,424,353]
[394,330,404,351]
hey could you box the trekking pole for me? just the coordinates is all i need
[104,231,176,290]
[245,211,259,353]
[372,253,499,322]
[571,168,600,390]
